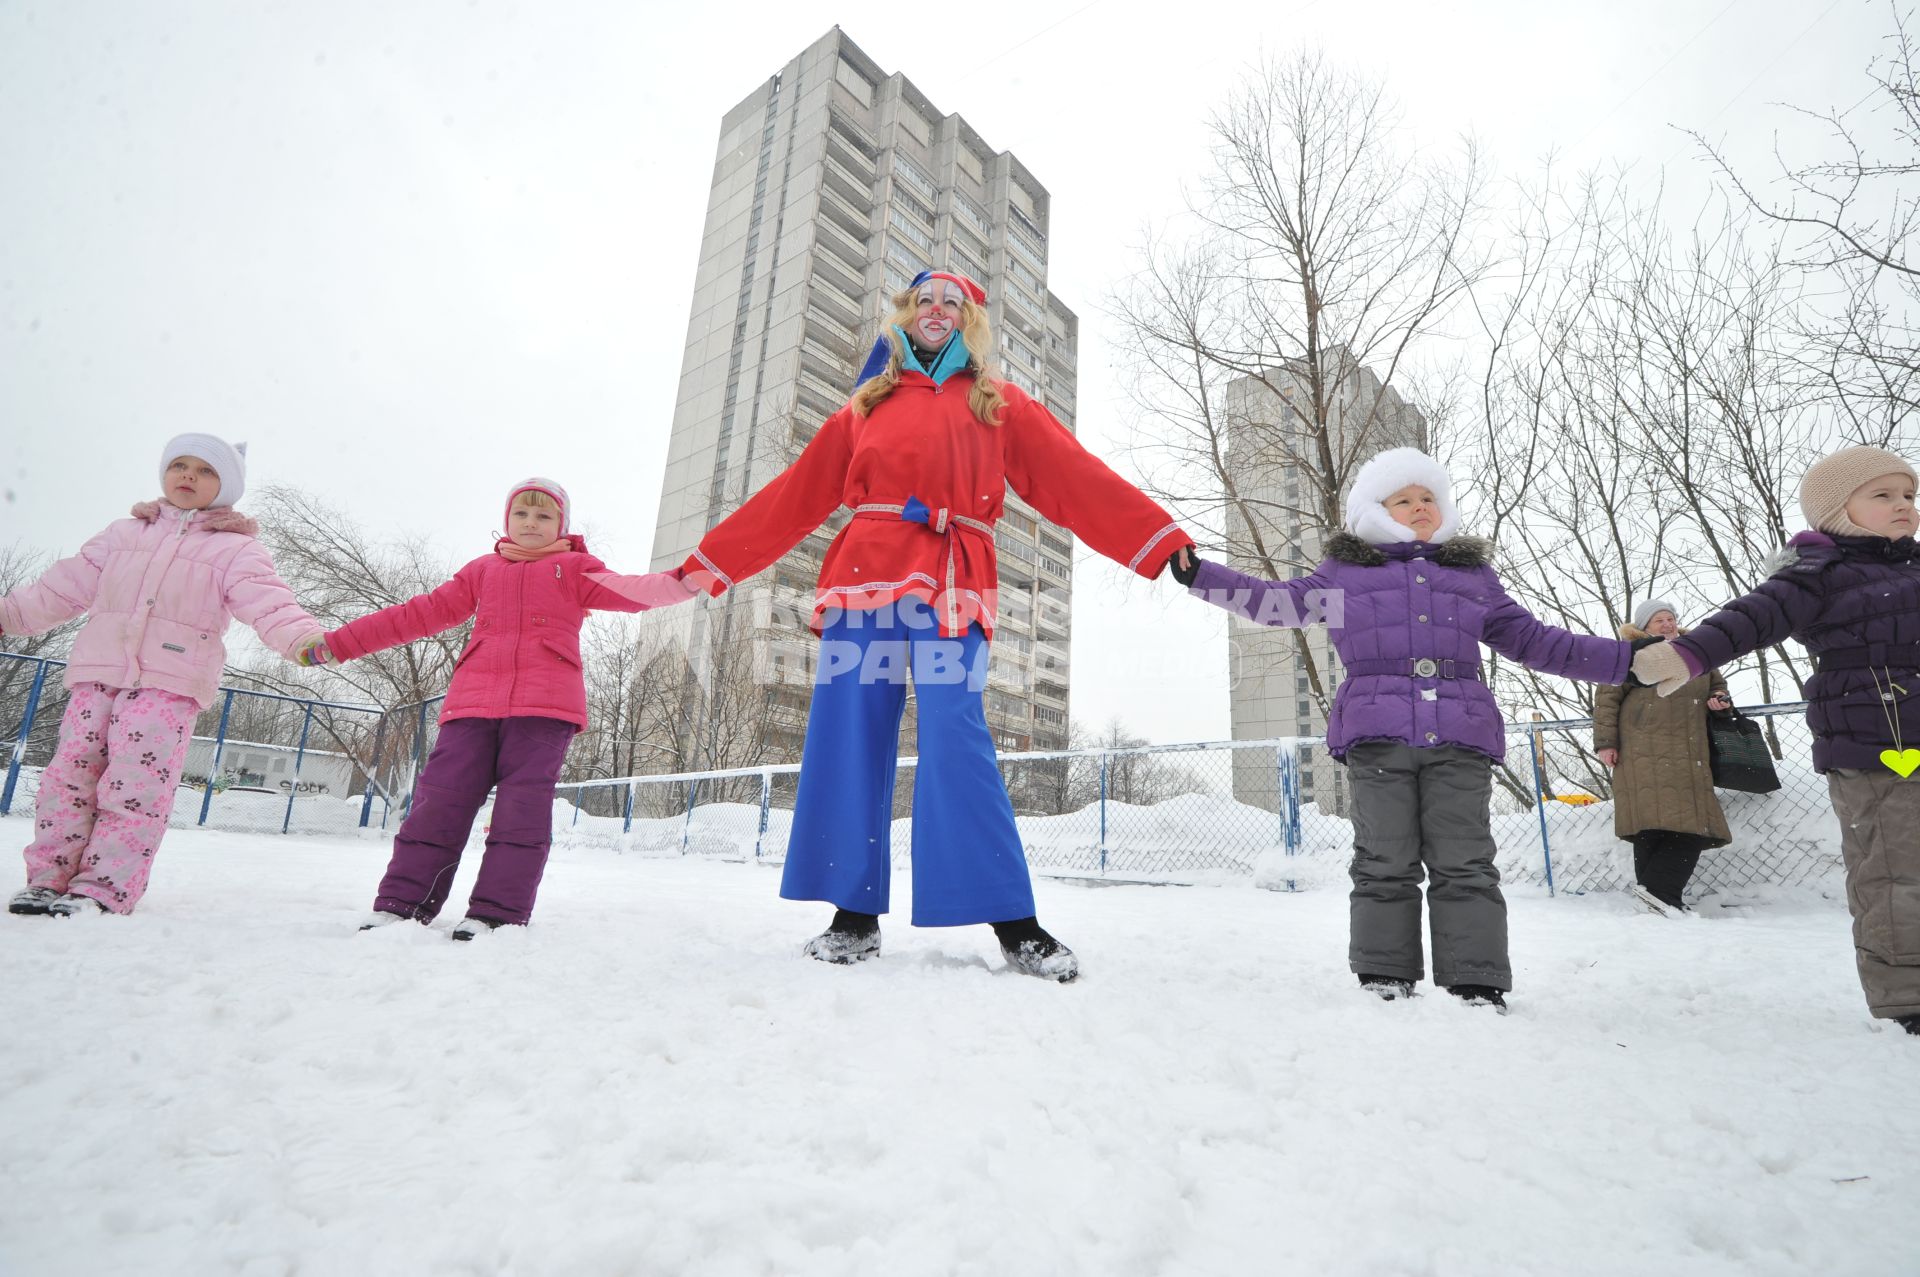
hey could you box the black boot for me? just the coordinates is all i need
[802,909,881,964]
[991,916,1079,983]
[1447,984,1509,1013]
[1358,973,1416,1000]
[1897,1015,1920,1036]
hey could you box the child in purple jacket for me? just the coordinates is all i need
[1173,448,1638,1011]
[1633,445,1920,1035]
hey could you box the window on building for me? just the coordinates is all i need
[885,238,929,276]
[888,207,933,252]
[894,155,937,201]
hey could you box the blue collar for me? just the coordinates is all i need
[893,326,972,387]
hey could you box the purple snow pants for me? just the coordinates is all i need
[373,716,576,926]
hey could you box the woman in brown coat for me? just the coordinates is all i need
[1593,600,1733,913]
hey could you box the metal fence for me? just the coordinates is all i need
[1,652,403,836]
[548,701,1841,898]
[2,647,1840,897]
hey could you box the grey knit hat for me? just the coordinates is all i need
[1631,598,1679,631]
[1799,445,1916,536]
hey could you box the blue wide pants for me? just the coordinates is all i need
[780,595,1037,926]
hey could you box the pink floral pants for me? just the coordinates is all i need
[21,682,197,913]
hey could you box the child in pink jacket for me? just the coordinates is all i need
[309,478,697,939]
[2,434,325,917]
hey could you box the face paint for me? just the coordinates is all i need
[912,279,968,348]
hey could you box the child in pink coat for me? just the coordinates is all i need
[2,434,325,916]
[309,478,697,939]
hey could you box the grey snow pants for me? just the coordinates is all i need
[1827,769,1920,1019]
[1346,741,1510,991]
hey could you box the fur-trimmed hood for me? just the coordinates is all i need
[131,500,260,538]
[1325,528,1494,569]
[1342,447,1460,547]
[1618,622,1692,642]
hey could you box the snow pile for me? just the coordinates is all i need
[1,820,1915,1276]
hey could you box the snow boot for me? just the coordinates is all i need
[802,910,881,964]
[450,915,506,941]
[1447,984,1508,1013]
[1629,885,1679,917]
[1896,1015,1920,1037]
[992,917,1079,983]
[357,910,409,932]
[8,886,59,916]
[1358,973,1416,1000]
[47,894,107,918]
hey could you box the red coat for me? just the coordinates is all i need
[326,540,692,729]
[681,373,1192,636]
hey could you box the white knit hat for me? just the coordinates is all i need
[1343,447,1459,546]
[1631,598,1678,631]
[158,433,247,507]
[505,477,571,534]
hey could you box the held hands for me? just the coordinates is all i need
[1629,639,1691,698]
[294,636,334,667]
[1596,747,1619,768]
[1707,693,1732,712]
[1169,546,1201,588]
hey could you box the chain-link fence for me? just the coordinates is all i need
[550,701,1843,898]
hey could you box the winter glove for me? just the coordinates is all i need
[294,636,334,667]
[1629,639,1691,698]
[1168,546,1202,588]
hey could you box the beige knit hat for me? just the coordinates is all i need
[1799,445,1917,536]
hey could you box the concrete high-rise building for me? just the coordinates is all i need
[649,28,1080,766]
[1221,357,1428,817]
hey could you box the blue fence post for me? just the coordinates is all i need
[681,779,698,855]
[1097,752,1109,874]
[621,781,635,836]
[197,689,235,826]
[1528,714,1557,897]
[1,658,50,816]
[754,769,772,861]
[358,713,388,830]
[403,699,431,821]
[280,702,315,835]
[1277,741,1302,892]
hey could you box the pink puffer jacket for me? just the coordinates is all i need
[324,539,694,729]
[0,502,323,709]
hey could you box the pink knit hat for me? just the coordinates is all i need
[1799,446,1916,536]
[504,477,570,534]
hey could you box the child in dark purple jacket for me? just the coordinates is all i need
[1634,445,1920,1035]
[1174,449,1637,1010]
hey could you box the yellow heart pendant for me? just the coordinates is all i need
[1881,748,1920,779]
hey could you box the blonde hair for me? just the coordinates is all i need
[851,287,1007,425]
[511,489,559,510]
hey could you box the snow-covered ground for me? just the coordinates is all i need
[2,821,1916,1277]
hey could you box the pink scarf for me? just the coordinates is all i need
[495,535,580,563]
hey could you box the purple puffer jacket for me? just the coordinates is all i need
[1671,530,1920,772]
[1190,532,1633,762]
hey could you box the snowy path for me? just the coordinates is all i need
[1,825,1915,1276]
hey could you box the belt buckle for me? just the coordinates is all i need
[1413,658,1438,678]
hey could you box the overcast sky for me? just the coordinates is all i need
[0,0,1892,743]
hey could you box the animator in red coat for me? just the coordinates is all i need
[682,270,1193,981]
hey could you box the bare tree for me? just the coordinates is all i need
[1114,49,1491,709]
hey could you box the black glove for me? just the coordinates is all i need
[1169,547,1202,587]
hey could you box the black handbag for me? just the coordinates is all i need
[1708,709,1782,793]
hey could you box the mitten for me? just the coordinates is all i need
[1629,639,1691,697]
[294,636,334,667]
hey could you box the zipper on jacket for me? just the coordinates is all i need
[129,507,193,688]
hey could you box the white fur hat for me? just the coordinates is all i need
[158,433,247,507]
[1342,447,1458,546]
[1631,598,1679,631]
